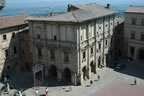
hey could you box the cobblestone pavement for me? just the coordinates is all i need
[1,60,144,96]
[23,61,144,96]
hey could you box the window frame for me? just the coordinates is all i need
[83,51,86,59]
[141,18,144,25]
[50,50,55,59]
[3,34,7,40]
[131,31,135,40]
[12,32,16,38]
[14,47,17,54]
[38,48,42,56]
[132,18,136,25]
[5,49,8,57]
[64,52,69,62]
[91,47,93,55]
[141,33,144,41]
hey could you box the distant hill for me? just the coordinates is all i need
[0,5,125,17]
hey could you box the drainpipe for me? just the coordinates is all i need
[78,24,81,84]
[103,17,105,66]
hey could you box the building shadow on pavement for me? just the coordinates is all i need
[109,61,144,79]
[43,78,72,88]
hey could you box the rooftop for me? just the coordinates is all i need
[0,0,5,10]
[0,14,28,29]
[125,6,144,14]
[115,17,124,26]
[27,3,117,23]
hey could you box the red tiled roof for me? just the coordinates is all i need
[125,6,144,13]
[0,14,28,29]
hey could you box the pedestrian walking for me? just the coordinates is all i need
[7,83,10,92]
[98,75,100,80]
[4,76,7,83]
[36,89,39,96]
[134,78,137,85]
[45,88,48,96]
[69,86,72,91]
[18,91,22,96]
[90,80,93,85]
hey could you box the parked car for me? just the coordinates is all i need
[115,64,126,70]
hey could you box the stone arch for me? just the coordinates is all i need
[63,68,71,82]
[98,56,101,68]
[49,65,57,79]
[35,71,42,81]
[90,61,96,74]
[82,66,87,80]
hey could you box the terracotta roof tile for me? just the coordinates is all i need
[125,6,144,13]
[27,3,117,22]
[0,14,28,29]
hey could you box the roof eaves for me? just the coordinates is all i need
[78,12,117,23]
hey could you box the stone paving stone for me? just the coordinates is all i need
[90,81,144,96]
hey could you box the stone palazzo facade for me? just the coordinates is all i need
[0,15,33,78]
[124,6,144,61]
[27,3,116,85]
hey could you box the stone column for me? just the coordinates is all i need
[44,67,49,79]
[33,72,36,86]
[71,73,77,85]
[41,70,44,82]
[57,69,62,81]
[88,67,91,79]
[79,72,83,85]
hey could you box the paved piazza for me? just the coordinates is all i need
[23,61,144,96]
[1,60,144,96]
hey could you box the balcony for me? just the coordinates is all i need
[0,0,5,10]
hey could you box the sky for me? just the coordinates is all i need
[1,0,144,16]
[5,0,144,8]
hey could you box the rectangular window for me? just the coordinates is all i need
[64,52,69,61]
[3,34,7,40]
[132,18,136,25]
[14,47,17,54]
[5,50,8,57]
[91,47,93,54]
[118,39,121,44]
[83,51,86,59]
[131,32,135,39]
[106,24,108,27]
[118,49,121,56]
[105,40,108,46]
[38,48,42,56]
[141,19,144,25]
[12,33,15,38]
[81,35,82,41]
[99,43,101,50]
[22,50,24,55]
[54,35,57,40]
[50,50,55,59]
[118,30,121,34]
[130,46,135,57]
[141,33,144,41]
[37,34,40,39]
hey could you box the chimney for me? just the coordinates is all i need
[107,3,110,9]
[130,5,133,7]
[67,4,71,12]
[50,12,54,16]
